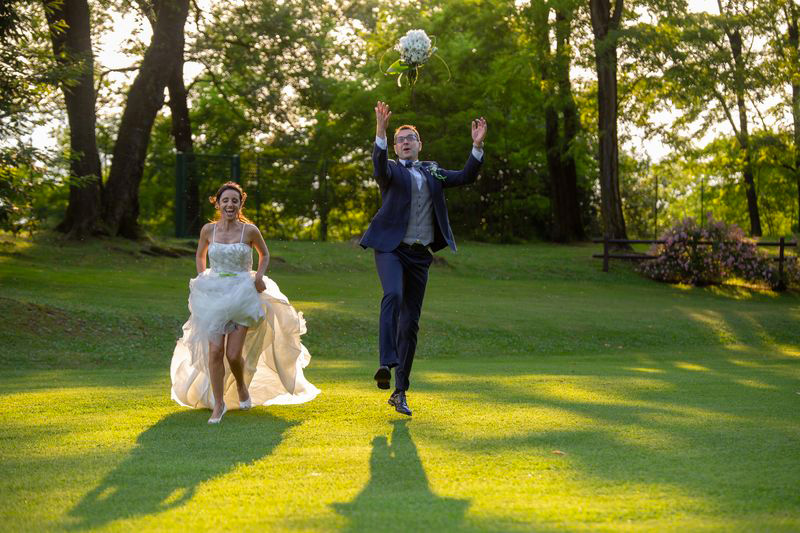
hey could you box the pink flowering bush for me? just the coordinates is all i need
[639,216,781,287]
[785,256,800,287]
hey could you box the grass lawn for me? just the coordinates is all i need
[1,234,798,532]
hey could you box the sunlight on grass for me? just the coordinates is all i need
[291,301,339,311]
[624,366,666,373]
[718,278,780,297]
[673,362,710,371]
[537,380,674,404]
[3,358,800,531]
[1,236,799,531]
[162,487,189,506]
[774,344,800,357]
[727,358,764,367]
[732,378,778,390]
[683,309,738,345]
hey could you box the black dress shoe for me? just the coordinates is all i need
[388,390,412,416]
[374,366,391,390]
[388,389,399,407]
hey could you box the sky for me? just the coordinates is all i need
[28,0,762,162]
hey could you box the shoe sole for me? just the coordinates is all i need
[374,367,391,390]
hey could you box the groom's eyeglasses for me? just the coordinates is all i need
[395,134,419,144]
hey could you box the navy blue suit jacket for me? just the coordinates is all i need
[360,142,483,253]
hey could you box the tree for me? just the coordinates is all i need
[791,2,800,231]
[137,0,198,234]
[361,0,557,242]
[589,0,628,241]
[102,0,189,238]
[630,0,772,236]
[1,2,62,233]
[717,0,762,235]
[42,0,103,239]
[767,0,799,230]
[528,0,586,241]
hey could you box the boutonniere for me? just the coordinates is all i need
[424,162,446,181]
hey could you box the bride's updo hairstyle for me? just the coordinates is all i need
[209,181,254,224]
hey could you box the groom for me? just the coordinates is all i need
[360,100,487,416]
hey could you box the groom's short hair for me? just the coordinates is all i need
[394,125,420,143]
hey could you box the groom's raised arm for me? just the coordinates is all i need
[440,117,487,189]
[372,101,393,187]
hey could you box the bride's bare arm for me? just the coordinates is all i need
[248,224,270,292]
[196,223,212,274]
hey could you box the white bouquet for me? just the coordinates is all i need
[384,29,449,88]
[396,30,436,66]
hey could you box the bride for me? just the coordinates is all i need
[170,181,320,423]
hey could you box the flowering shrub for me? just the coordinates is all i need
[785,256,800,287]
[638,216,782,288]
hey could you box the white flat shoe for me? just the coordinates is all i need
[240,396,252,410]
[208,403,227,424]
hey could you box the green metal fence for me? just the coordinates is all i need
[174,152,339,239]
[174,153,242,237]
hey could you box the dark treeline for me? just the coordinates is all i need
[1,0,798,241]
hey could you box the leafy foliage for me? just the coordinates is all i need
[0,2,68,235]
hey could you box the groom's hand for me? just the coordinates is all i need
[375,101,391,141]
[472,117,487,148]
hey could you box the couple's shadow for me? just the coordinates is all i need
[67,410,295,530]
[333,419,469,531]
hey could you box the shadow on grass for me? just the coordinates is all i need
[332,419,470,532]
[414,354,800,520]
[67,410,295,530]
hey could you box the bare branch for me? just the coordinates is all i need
[748,92,769,131]
[711,85,741,141]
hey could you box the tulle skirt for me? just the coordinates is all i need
[170,269,320,409]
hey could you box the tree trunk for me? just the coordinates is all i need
[102,0,189,238]
[789,3,800,231]
[544,102,566,240]
[43,0,102,239]
[537,5,585,242]
[728,26,762,236]
[318,160,329,241]
[167,55,199,234]
[590,0,628,242]
[555,8,585,241]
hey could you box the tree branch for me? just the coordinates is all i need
[711,85,741,141]
[611,0,624,28]
[748,92,769,131]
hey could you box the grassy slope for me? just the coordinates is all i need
[0,234,798,532]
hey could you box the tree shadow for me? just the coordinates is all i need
[332,419,470,532]
[412,353,800,520]
[66,410,295,530]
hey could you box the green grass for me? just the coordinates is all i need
[1,234,799,532]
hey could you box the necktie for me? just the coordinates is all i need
[403,160,421,169]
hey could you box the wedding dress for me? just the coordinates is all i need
[170,223,319,409]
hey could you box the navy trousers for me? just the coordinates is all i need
[374,245,433,391]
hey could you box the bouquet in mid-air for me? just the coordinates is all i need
[384,29,450,88]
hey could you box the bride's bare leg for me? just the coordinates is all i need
[225,325,250,402]
[208,336,226,418]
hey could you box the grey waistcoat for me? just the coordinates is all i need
[403,168,434,246]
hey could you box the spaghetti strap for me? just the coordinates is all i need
[239,223,247,243]
[212,223,217,243]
